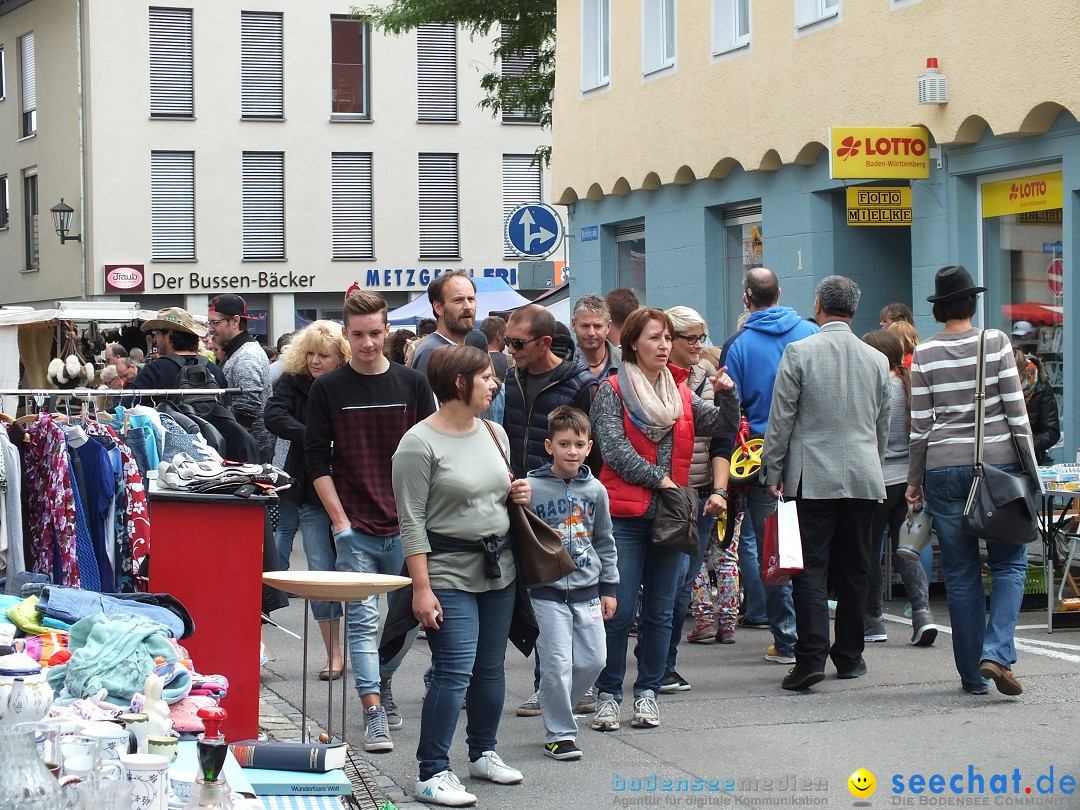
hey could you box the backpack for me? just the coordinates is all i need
[164,354,221,418]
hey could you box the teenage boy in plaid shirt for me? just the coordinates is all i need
[306,290,436,753]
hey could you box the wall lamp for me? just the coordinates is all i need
[50,198,82,244]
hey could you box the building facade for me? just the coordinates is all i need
[552,0,1080,459]
[0,0,551,340]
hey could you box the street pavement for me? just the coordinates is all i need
[259,550,1080,810]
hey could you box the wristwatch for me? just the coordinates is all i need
[711,487,728,499]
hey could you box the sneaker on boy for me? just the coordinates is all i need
[527,406,620,752]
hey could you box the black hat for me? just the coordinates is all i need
[208,293,253,319]
[926,265,987,304]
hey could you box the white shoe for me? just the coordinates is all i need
[468,750,523,784]
[415,770,477,806]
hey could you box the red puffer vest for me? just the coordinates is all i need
[599,365,696,518]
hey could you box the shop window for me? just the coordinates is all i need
[722,204,762,335]
[149,7,194,118]
[331,17,370,119]
[980,167,1065,421]
[240,11,284,119]
[614,220,645,302]
[795,0,839,30]
[713,0,750,55]
[642,0,676,76]
[581,0,610,91]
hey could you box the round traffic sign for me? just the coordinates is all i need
[504,203,564,259]
[1048,258,1064,298]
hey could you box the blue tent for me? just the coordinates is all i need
[386,276,531,327]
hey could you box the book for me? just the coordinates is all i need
[229,739,348,773]
[240,765,353,797]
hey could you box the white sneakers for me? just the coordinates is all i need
[414,752,523,806]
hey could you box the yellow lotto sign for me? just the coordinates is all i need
[830,127,931,179]
[981,171,1063,218]
[846,187,912,226]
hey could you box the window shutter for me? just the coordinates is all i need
[418,153,459,259]
[331,152,374,260]
[19,32,34,114]
[242,152,285,260]
[151,151,196,260]
[502,155,541,256]
[241,11,284,118]
[499,23,539,122]
[149,8,193,117]
[416,23,456,121]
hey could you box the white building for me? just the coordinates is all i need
[0,0,551,341]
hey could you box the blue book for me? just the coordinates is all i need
[239,765,352,797]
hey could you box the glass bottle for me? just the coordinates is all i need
[0,726,64,810]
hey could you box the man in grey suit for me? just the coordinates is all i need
[762,276,890,691]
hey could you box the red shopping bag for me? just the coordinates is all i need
[762,498,804,586]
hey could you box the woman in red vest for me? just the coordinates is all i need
[589,308,739,732]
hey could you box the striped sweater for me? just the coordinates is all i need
[907,327,1031,486]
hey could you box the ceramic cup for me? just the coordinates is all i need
[167,766,196,804]
[83,721,135,760]
[120,753,170,810]
[146,735,178,764]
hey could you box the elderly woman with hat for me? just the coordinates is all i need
[132,307,228,393]
[905,266,1035,697]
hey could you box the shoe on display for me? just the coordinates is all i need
[910,610,938,647]
[516,691,541,717]
[765,645,796,664]
[363,705,393,753]
[864,616,888,643]
[415,770,477,806]
[380,678,403,731]
[543,739,583,761]
[658,669,691,693]
[468,750,523,784]
[591,692,621,731]
[573,686,598,715]
[630,690,660,728]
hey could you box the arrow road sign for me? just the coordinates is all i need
[505,203,564,259]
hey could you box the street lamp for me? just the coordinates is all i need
[49,198,82,244]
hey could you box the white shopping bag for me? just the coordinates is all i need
[762,497,804,585]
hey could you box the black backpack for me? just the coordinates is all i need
[164,354,221,418]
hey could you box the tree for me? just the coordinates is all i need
[354,0,555,164]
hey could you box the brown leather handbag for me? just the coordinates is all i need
[482,421,578,588]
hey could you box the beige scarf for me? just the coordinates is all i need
[619,362,684,442]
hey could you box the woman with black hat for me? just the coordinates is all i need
[904,266,1034,697]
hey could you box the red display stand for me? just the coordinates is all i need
[148,486,271,742]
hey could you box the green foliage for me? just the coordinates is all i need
[354,0,555,165]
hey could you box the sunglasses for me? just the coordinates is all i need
[506,335,544,351]
[676,333,708,345]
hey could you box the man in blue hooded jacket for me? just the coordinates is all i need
[719,267,817,666]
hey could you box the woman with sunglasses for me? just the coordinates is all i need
[589,307,739,732]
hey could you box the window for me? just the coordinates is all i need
[642,0,676,75]
[502,155,541,257]
[242,152,285,259]
[418,153,458,259]
[417,23,456,122]
[0,176,8,228]
[151,151,196,260]
[331,17,369,119]
[581,0,610,91]
[149,7,194,117]
[500,22,539,123]
[614,219,645,301]
[0,47,7,101]
[18,32,35,136]
[22,168,37,271]
[331,152,374,260]
[241,11,284,119]
[713,0,750,55]
[795,0,839,29]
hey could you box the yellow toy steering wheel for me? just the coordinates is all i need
[729,437,764,484]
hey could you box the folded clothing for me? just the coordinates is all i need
[37,586,193,639]
[7,595,73,635]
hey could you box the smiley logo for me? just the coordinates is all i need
[847,768,876,798]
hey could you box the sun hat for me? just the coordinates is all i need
[140,307,207,338]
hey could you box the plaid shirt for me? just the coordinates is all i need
[305,362,436,536]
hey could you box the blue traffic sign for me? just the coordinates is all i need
[505,203,564,259]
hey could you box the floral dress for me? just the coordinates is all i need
[25,414,80,587]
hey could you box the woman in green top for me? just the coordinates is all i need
[392,344,532,807]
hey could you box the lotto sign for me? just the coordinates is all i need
[981,171,1063,219]
[829,126,931,179]
[1048,258,1064,298]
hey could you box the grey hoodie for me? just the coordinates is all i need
[527,462,619,600]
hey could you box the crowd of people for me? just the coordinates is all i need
[108,266,1048,807]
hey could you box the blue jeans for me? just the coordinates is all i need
[596,516,685,701]
[923,464,1028,692]
[417,583,516,780]
[666,506,714,669]
[287,501,342,623]
[334,528,404,697]
[745,484,797,656]
[736,509,768,623]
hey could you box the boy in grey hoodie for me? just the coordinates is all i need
[527,406,619,761]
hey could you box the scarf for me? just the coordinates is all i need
[617,362,683,442]
[1021,360,1038,402]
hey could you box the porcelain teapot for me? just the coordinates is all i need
[0,650,54,726]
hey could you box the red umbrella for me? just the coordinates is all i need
[1000,302,1063,325]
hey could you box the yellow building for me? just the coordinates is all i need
[553,0,1080,458]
